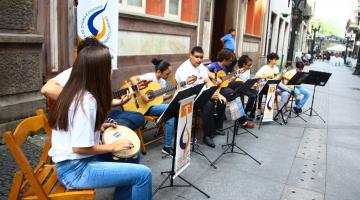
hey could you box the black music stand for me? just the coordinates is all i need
[302,70,332,123]
[154,86,210,199]
[284,72,310,123]
[231,78,259,138]
[257,80,281,129]
[192,85,218,168]
[212,105,262,166]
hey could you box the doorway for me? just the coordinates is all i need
[209,0,235,61]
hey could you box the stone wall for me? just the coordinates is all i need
[0,0,45,137]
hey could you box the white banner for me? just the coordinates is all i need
[77,0,118,68]
[263,84,277,122]
[174,96,195,179]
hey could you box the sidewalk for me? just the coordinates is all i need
[1,61,360,200]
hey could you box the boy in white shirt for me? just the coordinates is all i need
[255,53,291,110]
[176,46,227,148]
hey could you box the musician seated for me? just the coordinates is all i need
[41,37,145,131]
[283,62,311,114]
[175,46,227,148]
[48,45,152,200]
[129,59,175,156]
[236,55,258,120]
[207,50,255,128]
[256,53,293,110]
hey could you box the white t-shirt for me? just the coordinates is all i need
[139,72,166,89]
[175,59,208,86]
[52,67,72,87]
[239,69,250,81]
[255,65,279,77]
[48,92,100,163]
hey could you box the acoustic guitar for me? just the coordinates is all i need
[213,68,239,89]
[113,80,148,99]
[122,76,197,114]
[46,80,148,112]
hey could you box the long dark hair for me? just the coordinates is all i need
[49,46,112,131]
[152,58,170,72]
[238,55,253,68]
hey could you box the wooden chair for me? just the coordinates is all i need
[3,109,95,200]
[136,115,165,154]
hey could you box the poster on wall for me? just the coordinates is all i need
[77,0,118,68]
[174,96,195,179]
[263,84,277,122]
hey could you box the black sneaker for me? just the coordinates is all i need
[293,107,301,114]
[203,136,216,148]
[215,129,226,136]
[162,146,174,156]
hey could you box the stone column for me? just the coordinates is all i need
[0,0,45,136]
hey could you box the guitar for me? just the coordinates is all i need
[113,80,148,99]
[122,76,197,114]
[46,81,148,112]
[213,68,239,89]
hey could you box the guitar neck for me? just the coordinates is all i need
[150,80,187,98]
[151,84,177,98]
[113,85,139,98]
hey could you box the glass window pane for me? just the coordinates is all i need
[128,0,142,7]
[169,0,179,15]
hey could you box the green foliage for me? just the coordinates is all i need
[311,18,342,37]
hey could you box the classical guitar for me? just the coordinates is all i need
[213,68,239,89]
[46,80,148,112]
[122,76,197,114]
[113,80,148,99]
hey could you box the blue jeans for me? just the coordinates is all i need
[55,154,152,200]
[277,83,292,109]
[294,85,311,109]
[146,104,175,147]
[109,110,145,131]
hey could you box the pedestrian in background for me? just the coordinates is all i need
[221,28,236,53]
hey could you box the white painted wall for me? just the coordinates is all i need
[264,0,292,59]
[118,31,190,56]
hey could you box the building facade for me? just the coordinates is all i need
[2,0,316,133]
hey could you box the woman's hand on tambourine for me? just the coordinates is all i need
[111,139,134,152]
[101,123,117,133]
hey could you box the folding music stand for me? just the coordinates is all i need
[189,85,219,168]
[230,78,259,138]
[154,85,210,199]
[284,72,310,123]
[212,104,262,166]
[257,80,281,129]
[302,70,332,123]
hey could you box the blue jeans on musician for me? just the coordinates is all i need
[109,109,145,130]
[294,85,310,109]
[146,104,174,147]
[55,154,152,200]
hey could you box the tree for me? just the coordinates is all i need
[311,18,342,37]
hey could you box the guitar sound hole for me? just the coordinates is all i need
[147,91,154,100]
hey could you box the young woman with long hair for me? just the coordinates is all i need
[48,45,152,200]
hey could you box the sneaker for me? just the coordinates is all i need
[293,107,301,114]
[240,121,255,129]
[162,146,174,156]
[215,129,226,136]
[203,136,216,148]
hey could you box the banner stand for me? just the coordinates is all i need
[153,86,210,199]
